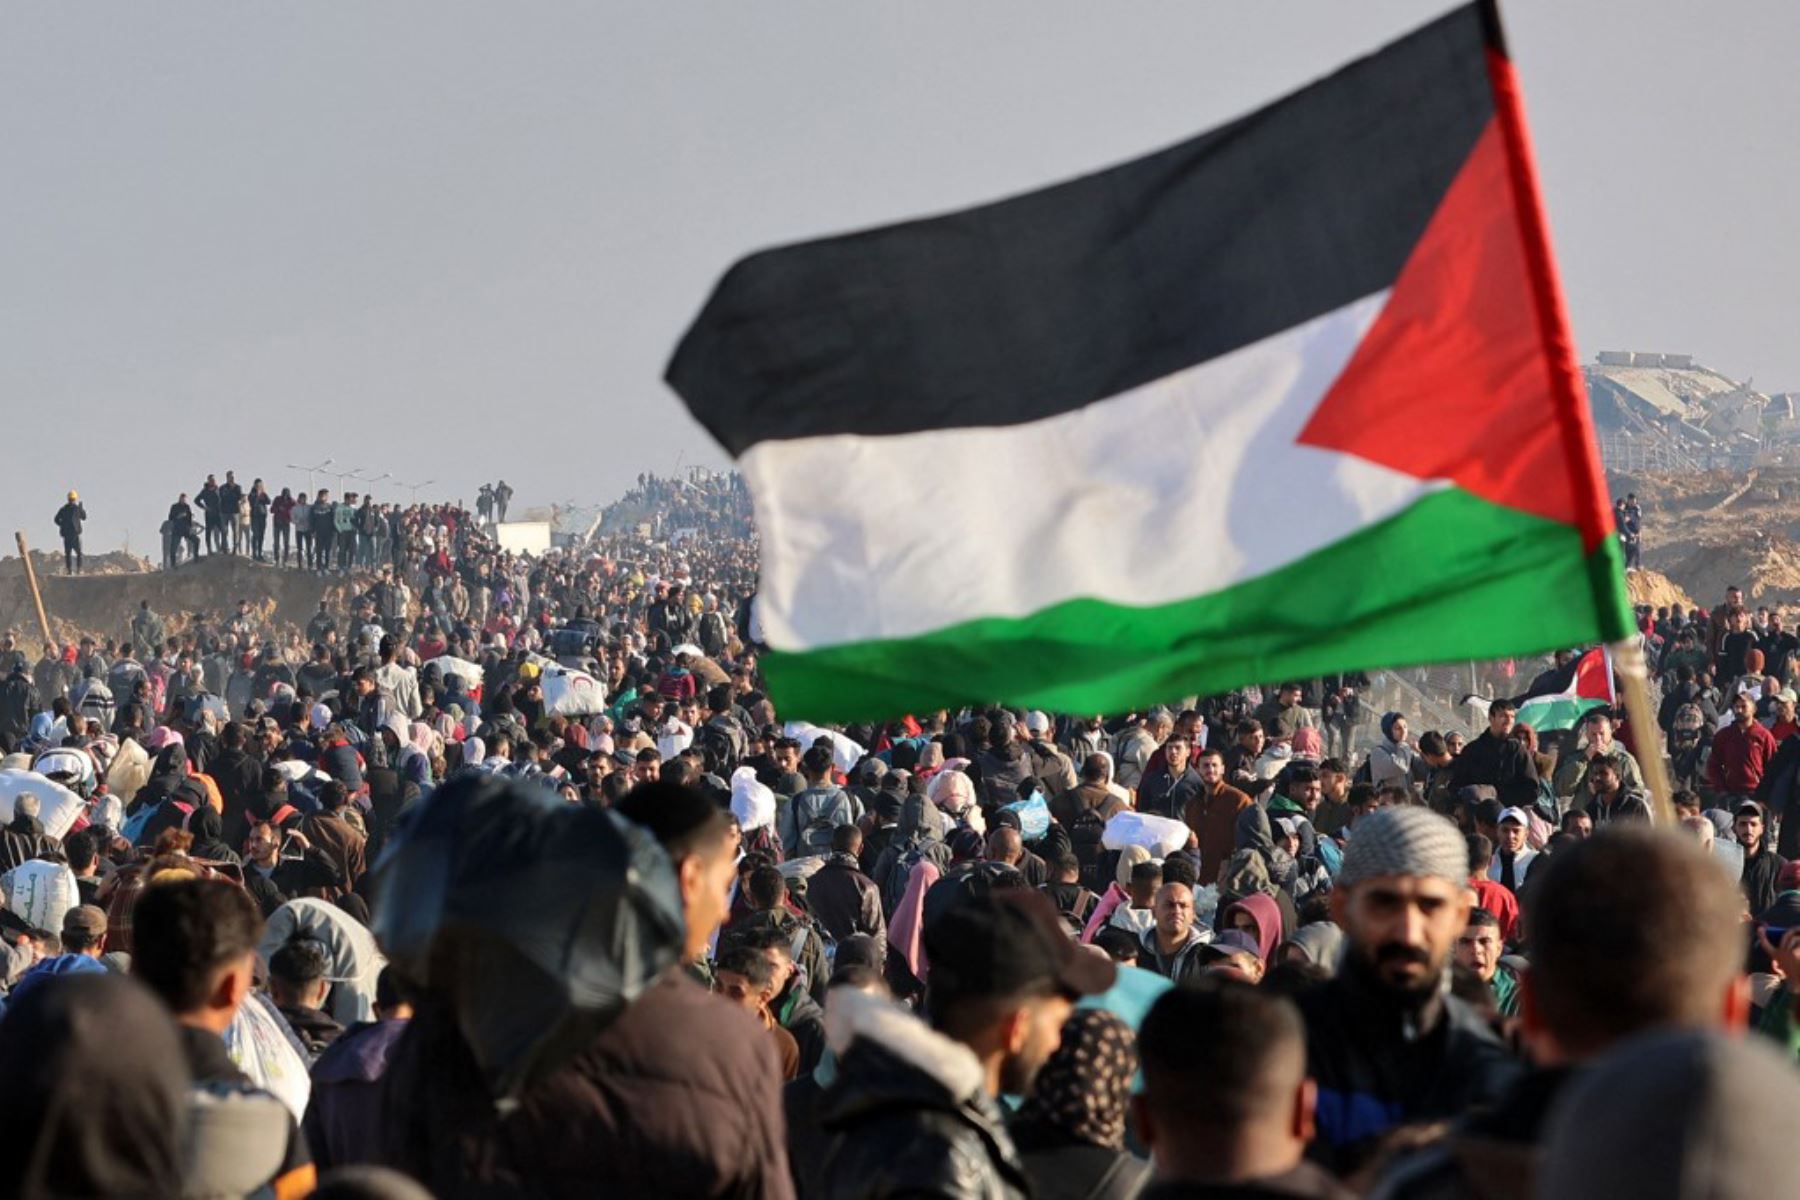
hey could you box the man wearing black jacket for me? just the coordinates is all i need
[1138,735,1203,820]
[167,493,196,568]
[816,892,1113,1200]
[197,475,224,557]
[219,471,244,555]
[1299,807,1518,1174]
[1449,701,1538,809]
[1375,828,1747,1200]
[54,491,86,574]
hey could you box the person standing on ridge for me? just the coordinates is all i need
[54,490,86,575]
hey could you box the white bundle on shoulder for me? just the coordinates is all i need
[731,766,775,834]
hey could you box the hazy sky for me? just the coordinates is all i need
[4,2,1795,551]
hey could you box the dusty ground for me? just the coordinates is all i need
[0,553,365,649]
[1611,466,1800,611]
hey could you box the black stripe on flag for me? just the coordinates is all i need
[669,3,1498,457]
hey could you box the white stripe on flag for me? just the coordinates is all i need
[744,289,1443,649]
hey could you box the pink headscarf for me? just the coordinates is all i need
[1291,726,1324,760]
[886,858,943,984]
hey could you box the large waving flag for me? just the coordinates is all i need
[667,1,1634,722]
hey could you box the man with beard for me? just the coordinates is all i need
[815,891,1114,1199]
[1296,806,1519,1173]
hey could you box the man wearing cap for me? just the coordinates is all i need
[54,490,86,575]
[1489,808,1538,894]
[1297,806,1518,1172]
[4,905,112,1009]
[1734,800,1788,915]
[1192,929,1268,985]
[1018,711,1076,795]
[816,890,1113,1199]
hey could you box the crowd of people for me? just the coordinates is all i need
[47,473,532,577]
[0,472,1794,1199]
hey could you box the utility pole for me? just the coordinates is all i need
[13,532,53,645]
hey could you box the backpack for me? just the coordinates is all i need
[798,808,837,855]
[1670,703,1707,751]
[881,842,930,915]
[696,720,740,777]
[1069,804,1107,870]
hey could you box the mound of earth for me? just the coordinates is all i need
[1626,568,1695,612]
[0,555,370,648]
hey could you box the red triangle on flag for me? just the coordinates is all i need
[1296,101,1613,552]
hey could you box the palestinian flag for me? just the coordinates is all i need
[1514,648,1616,732]
[667,1,1634,722]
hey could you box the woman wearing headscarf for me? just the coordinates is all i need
[1008,1009,1149,1200]
[1368,711,1418,791]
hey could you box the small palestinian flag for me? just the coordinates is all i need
[1514,647,1616,732]
[667,1,1634,722]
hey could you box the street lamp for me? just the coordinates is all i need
[396,478,436,504]
[285,457,334,493]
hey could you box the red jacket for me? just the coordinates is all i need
[1469,878,1520,943]
[1709,720,1779,795]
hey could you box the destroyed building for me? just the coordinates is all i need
[1586,351,1795,473]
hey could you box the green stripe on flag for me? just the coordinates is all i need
[1515,696,1608,733]
[763,487,1633,722]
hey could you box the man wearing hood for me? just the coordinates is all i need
[1297,806,1518,1174]
[386,780,794,1198]
[873,792,951,913]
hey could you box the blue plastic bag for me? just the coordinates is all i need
[999,792,1051,841]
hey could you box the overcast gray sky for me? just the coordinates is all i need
[4,2,1794,551]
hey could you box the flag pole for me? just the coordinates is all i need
[1610,638,1675,825]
